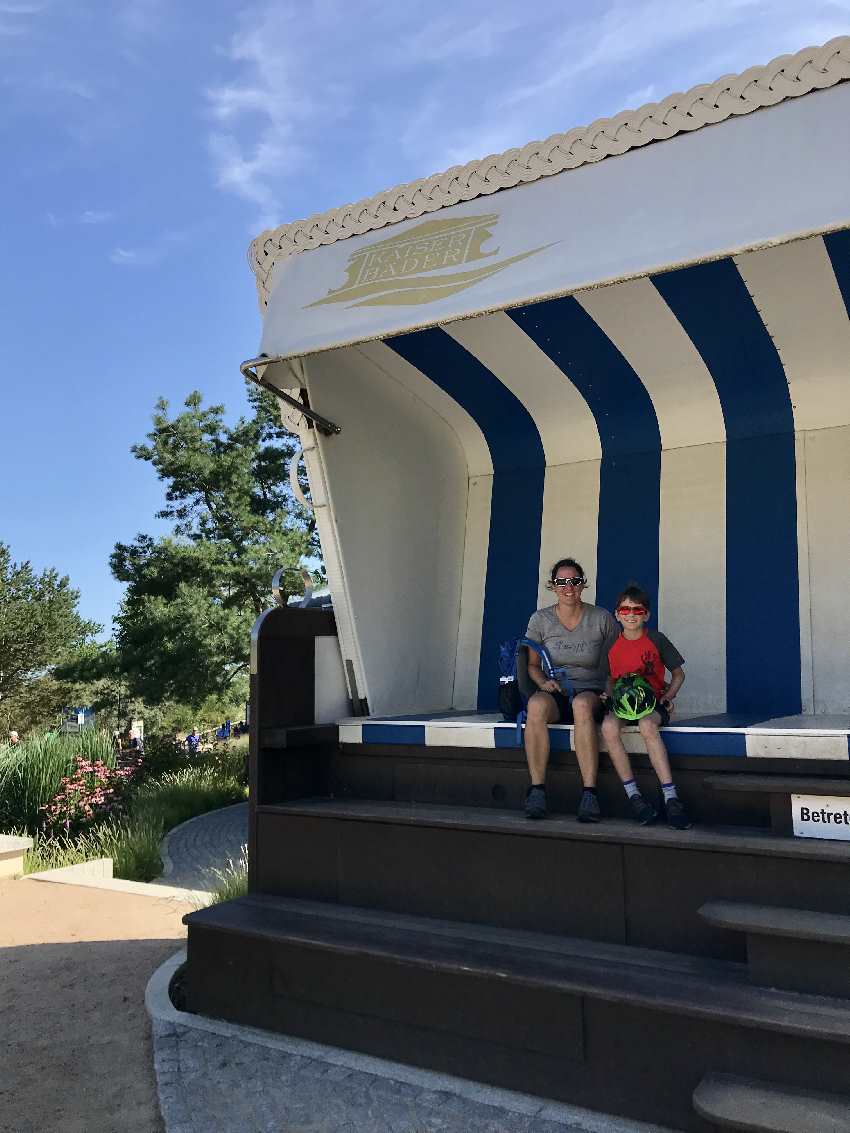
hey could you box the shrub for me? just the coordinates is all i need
[137,734,188,779]
[0,731,116,832]
[39,754,142,837]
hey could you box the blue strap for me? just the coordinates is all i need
[518,637,575,697]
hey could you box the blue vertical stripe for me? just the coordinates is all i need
[653,259,801,718]
[386,328,545,709]
[823,229,850,319]
[507,297,661,616]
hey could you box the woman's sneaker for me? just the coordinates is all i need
[525,785,547,820]
[630,793,658,825]
[577,789,601,823]
[664,796,692,830]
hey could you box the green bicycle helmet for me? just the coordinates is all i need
[612,674,657,721]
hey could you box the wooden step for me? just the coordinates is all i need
[258,798,850,860]
[185,895,850,1132]
[704,775,850,796]
[699,902,850,997]
[704,775,850,835]
[693,1073,850,1132]
[253,798,850,960]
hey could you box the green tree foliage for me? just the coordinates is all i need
[110,384,318,706]
[0,544,99,730]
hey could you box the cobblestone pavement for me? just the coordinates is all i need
[153,1019,620,1133]
[152,802,248,892]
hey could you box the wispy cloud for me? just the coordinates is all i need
[0,0,43,37]
[206,0,850,234]
[108,228,191,268]
[80,209,116,225]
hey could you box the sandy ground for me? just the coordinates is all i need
[0,877,193,1133]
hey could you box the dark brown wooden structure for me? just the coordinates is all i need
[185,608,850,1132]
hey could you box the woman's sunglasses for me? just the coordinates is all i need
[553,577,585,588]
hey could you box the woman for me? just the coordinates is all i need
[523,557,618,821]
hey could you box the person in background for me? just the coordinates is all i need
[8,730,19,745]
[186,727,201,754]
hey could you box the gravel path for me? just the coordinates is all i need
[0,878,192,1133]
[152,802,248,893]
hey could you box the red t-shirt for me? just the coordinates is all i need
[607,629,684,697]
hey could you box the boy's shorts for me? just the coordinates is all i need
[549,689,606,725]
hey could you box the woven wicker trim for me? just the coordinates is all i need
[248,36,850,307]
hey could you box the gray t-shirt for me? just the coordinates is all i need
[525,604,619,693]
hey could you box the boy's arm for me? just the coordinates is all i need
[663,666,685,705]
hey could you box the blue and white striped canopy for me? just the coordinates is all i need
[298,230,850,722]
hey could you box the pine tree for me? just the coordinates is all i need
[111,384,319,705]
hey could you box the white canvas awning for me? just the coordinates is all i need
[257,39,850,361]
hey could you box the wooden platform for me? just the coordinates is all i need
[186,894,850,1132]
[186,607,850,1132]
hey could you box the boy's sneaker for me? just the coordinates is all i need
[577,789,601,823]
[525,785,547,820]
[629,793,658,825]
[664,796,692,830]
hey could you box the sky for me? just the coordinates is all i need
[1,0,847,634]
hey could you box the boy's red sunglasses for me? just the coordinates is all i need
[617,605,647,616]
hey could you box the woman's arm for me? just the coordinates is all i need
[528,653,559,694]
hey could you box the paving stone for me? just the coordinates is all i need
[152,801,248,892]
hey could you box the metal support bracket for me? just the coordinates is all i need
[240,354,341,437]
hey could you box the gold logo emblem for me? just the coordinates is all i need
[306,213,551,308]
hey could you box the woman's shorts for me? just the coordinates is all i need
[547,688,606,725]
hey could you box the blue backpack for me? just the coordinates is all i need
[498,637,575,743]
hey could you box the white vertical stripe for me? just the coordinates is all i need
[577,278,725,449]
[537,462,601,609]
[658,444,726,715]
[735,236,850,432]
[796,433,815,715]
[445,312,602,464]
[805,425,850,714]
[453,475,492,709]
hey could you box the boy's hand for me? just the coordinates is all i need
[538,678,560,693]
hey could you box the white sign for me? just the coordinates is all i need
[792,794,850,841]
[260,84,850,361]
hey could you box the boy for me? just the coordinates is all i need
[601,584,692,830]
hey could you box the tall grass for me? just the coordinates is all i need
[131,765,247,838]
[0,731,116,832]
[203,843,249,907]
[20,816,163,880]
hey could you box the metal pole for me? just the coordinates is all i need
[240,355,341,437]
